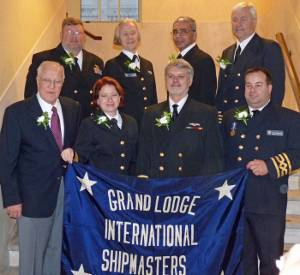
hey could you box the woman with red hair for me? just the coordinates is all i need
[75,76,138,175]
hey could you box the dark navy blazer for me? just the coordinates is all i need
[0,95,81,217]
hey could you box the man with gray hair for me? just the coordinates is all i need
[172,16,217,106]
[137,59,223,178]
[1,61,81,275]
[215,2,285,116]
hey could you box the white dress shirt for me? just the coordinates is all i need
[169,94,189,115]
[105,110,123,129]
[249,100,270,117]
[37,93,65,141]
[179,42,196,57]
[122,50,140,69]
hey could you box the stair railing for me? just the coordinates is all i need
[276,32,300,110]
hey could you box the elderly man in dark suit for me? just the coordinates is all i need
[172,16,217,106]
[0,61,81,275]
[216,2,285,116]
[24,17,103,119]
[137,59,223,178]
[223,67,300,275]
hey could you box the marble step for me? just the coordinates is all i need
[288,173,300,190]
[284,214,300,244]
[286,190,300,215]
[288,189,300,200]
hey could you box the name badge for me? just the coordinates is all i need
[266,130,284,136]
[124,73,137,78]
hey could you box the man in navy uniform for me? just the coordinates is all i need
[172,16,216,106]
[216,2,285,118]
[0,61,81,275]
[24,17,103,119]
[223,67,300,275]
[137,59,223,178]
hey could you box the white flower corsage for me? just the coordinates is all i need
[216,56,232,69]
[124,60,140,72]
[37,112,50,130]
[234,108,249,125]
[94,115,110,129]
[155,111,172,130]
[61,52,76,70]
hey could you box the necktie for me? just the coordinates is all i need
[131,55,140,71]
[234,45,241,64]
[172,104,179,121]
[252,109,260,117]
[110,118,120,130]
[74,57,81,72]
[51,106,63,151]
[132,55,138,62]
[177,53,183,59]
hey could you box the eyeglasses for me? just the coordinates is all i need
[40,78,64,87]
[65,30,84,37]
[172,29,195,36]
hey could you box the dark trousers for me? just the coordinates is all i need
[243,212,285,275]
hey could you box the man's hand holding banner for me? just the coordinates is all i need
[62,164,247,275]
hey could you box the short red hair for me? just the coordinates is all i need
[92,76,125,109]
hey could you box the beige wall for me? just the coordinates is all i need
[142,0,268,22]
[262,0,300,110]
[0,0,65,98]
[0,0,66,124]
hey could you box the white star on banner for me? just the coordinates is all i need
[76,172,97,195]
[214,180,236,200]
[71,264,92,275]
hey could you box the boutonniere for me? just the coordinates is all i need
[93,64,102,75]
[234,108,249,125]
[37,112,50,130]
[124,60,140,72]
[93,115,111,129]
[155,111,172,130]
[61,52,76,70]
[216,56,232,69]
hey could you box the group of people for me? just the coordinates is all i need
[1,1,300,275]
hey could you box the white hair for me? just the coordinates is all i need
[232,2,257,20]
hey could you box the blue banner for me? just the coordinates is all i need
[62,164,248,275]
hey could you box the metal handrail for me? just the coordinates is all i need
[84,29,102,41]
[276,32,300,110]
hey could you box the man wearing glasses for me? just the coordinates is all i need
[24,17,104,119]
[1,61,81,275]
[172,16,217,106]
